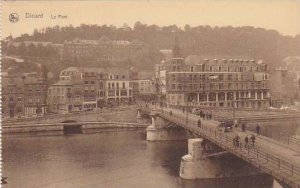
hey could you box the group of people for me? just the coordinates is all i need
[198,110,212,120]
[233,134,256,148]
[236,122,261,136]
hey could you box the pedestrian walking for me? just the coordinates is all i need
[233,137,236,147]
[242,123,246,132]
[209,112,212,120]
[250,135,256,147]
[234,134,240,148]
[244,135,249,147]
[236,134,240,148]
[255,124,260,136]
[197,119,202,128]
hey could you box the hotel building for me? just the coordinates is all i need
[156,55,270,109]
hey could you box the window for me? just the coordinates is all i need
[99,82,104,89]
[178,85,182,90]
[172,84,176,90]
[219,83,224,89]
[121,90,127,96]
[91,81,95,84]
[228,75,232,80]
[122,83,125,89]
[218,67,221,72]
[234,75,238,80]
[85,81,89,84]
[116,83,119,88]
[172,75,176,81]
[219,75,224,80]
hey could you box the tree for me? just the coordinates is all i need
[6,45,17,55]
[16,42,26,56]
[27,43,37,56]
[184,24,191,32]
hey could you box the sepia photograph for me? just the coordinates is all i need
[1,0,300,188]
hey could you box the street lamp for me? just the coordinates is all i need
[186,93,190,124]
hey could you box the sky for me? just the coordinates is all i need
[2,0,300,38]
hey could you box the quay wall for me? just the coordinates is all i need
[2,106,143,126]
[2,122,149,134]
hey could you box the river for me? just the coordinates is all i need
[2,129,281,188]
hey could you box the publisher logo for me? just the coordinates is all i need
[9,13,19,23]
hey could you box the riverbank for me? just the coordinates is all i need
[2,105,140,126]
[2,121,149,134]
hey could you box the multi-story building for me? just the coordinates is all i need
[81,68,101,110]
[48,80,75,114]
[48,66,133,113]
[23,76,48,116]
[2,76,24,118]
[156,55,270,109]
[2,74,48,118]
[138,79,155,95]
[106,68,133,106]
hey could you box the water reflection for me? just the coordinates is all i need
[3,130,274,188]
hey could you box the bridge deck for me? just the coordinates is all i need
[140,104,300,188]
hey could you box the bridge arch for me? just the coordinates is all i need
[61,120,82,134]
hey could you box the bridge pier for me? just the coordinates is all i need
[146,112,187,141]
[180,138,222,179]
[180,138,265,180]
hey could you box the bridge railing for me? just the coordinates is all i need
[139,105,300,187]
[277,135,300,150]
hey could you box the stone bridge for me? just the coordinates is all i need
[138,104,300,188]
